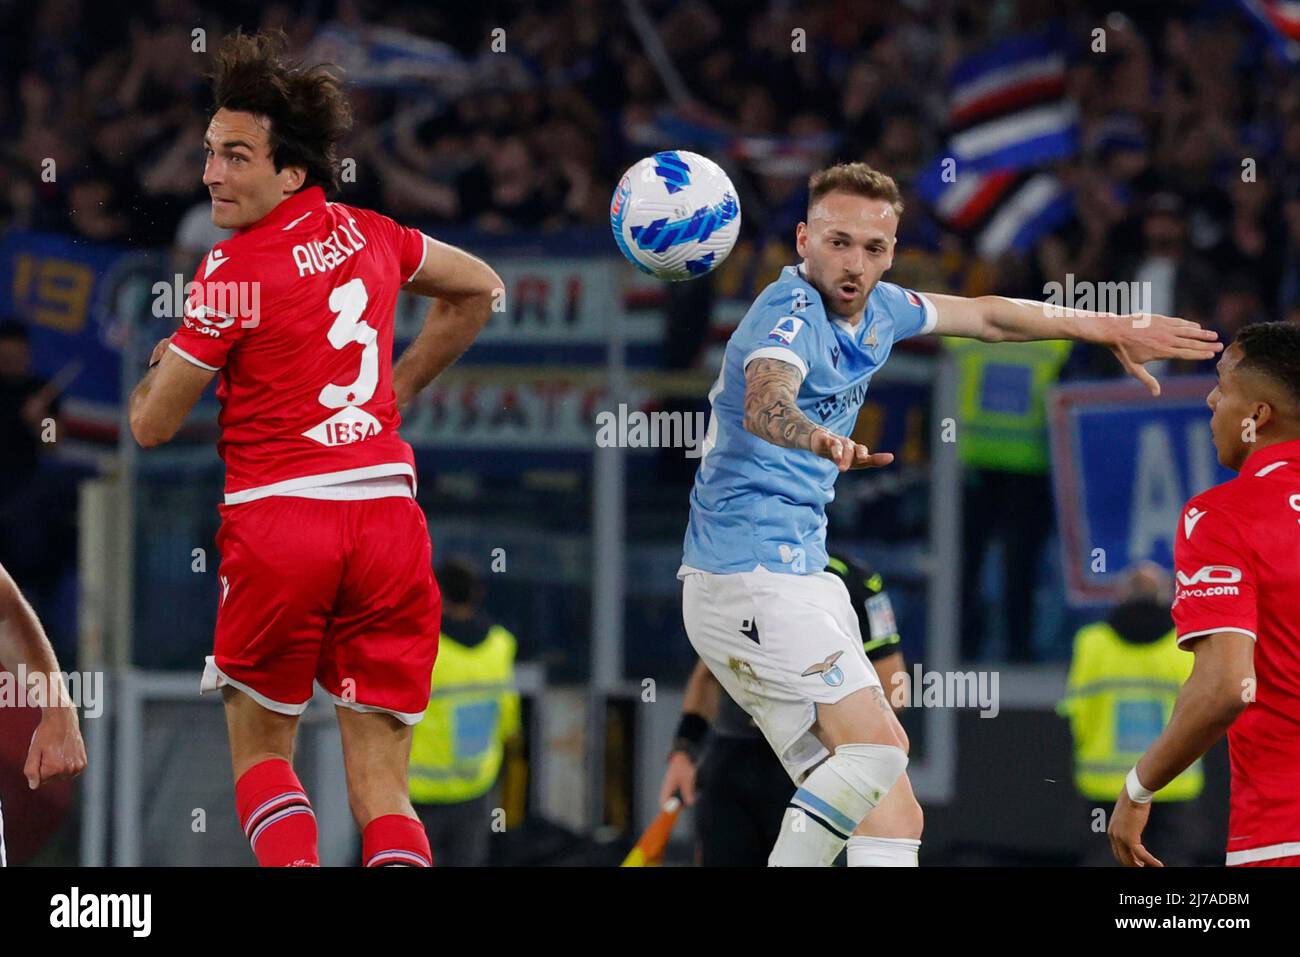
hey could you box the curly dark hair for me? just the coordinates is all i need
[1235,321,1300,405]
[209,29,352,194]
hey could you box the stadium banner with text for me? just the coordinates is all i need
[0,230,661,447]
[0,230,931,460]
[401,374,929,458]
[0,231,166,444]
[1048,376,1234,607]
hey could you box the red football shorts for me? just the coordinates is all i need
[201,495,441,724]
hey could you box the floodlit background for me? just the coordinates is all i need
[3,0,1298,865]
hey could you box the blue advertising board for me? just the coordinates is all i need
[1048,376,1233,607]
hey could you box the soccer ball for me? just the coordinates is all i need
[610,150,741,281]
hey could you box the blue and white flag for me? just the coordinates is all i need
[305,24,472,95]
[946,29,1078,173]
[916,163,1074,258]
[1236,0,1300,63]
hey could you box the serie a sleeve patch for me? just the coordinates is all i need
[766,316,806,345]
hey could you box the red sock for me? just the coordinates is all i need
[363,814,432,867]
[235,758,319,867]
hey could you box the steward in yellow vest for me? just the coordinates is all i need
[951,336,1072,661]
[1059,564,1203,808]
[946,337,1072,474]
[410,559,520,866]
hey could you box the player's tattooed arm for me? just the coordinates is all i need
[742,358,819,450]
[743,359,895,471]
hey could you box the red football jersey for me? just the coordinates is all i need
[168,186,427,503]
[1171,438,1300,864]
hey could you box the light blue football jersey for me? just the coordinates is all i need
[681,264,936,575]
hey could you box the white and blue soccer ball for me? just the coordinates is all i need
[610,150,741,281]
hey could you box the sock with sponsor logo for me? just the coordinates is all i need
[235,758,319,867]
[769,744,908,867]
[363,814,433,867]
[846,835,921,866]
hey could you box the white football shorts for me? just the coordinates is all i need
[680,564,882,784]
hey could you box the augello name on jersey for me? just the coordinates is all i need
[292,218,368,277]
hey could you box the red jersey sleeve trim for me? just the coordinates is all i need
[1176,626,1257,647]
[169,341,221,372]
[404,232,430,284]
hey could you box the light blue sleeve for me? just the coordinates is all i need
[873,280,938,343]
[732,287,823,382]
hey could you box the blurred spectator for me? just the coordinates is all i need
[1212,174,1285,308]
[1278,177,1300,319]
[0,319,78,661]
[953,333,1072,662]
[1057,563,1211,866]
[409,557,522,867]
[1126,192,1216,327]
[0,0,1290,308]
[0,320,58,503]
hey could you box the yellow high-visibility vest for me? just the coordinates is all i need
[409,623,520,805]
[1057,621,1203,802]
[946,337,1072,474]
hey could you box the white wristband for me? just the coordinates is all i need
[1125,767,1155,804]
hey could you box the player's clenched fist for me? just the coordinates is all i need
[24,705,87,790]
[810,426,894,472]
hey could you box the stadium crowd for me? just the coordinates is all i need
[1,4,1295,283]
[4,0,1298,325]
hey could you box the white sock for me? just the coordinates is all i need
[769,744,907,867]
[846,835,921,866]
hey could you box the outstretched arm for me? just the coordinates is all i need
[742,358,893,471]
[925,293,1221,396]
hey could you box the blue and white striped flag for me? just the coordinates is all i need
[945,29,1078,173]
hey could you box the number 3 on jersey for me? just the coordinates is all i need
[302,277,384,448]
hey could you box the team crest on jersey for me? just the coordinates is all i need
[767,316,805,345]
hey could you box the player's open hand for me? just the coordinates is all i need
[1107,791,1163,867]
[811,427,894,472]
[659,750,698,806]
[24,706,87,790]
[1106,314,1221,397]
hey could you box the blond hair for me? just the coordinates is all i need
[807,162,904,218]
